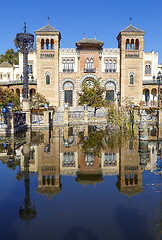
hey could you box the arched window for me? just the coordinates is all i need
[109,60,113,72]
[46,75,50,85]
[105,59,108,72]
[62,58,74,72]
[90,58,94,69]
[130,75,134,84]
[126,39,129,50]
[86,58,90,70]
[113,60,116,72]
[135,39,139,50]
[131,39,134,50]
[51,39,54,49]
[41,39,44,50]
[145,62,151,74]
[46,39,49,50]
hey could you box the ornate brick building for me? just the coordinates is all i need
[0,21,160,107]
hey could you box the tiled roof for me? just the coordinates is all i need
[76,38,104,45]
[121,24,145,33]
[35,24,59,33]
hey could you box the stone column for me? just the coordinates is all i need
[84,110,88,124]
[7,112,14,135]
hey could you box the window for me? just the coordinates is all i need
[7,74,10,80]
[130,75,134,84]
[84,58,95,72]
[41,39,45,50]
[0,73,3,79]
[62,58,74,72]
[105,58,116,72]
[51,39,54,49]
[131,39,134,50]
[135,39,139,50]
[46,75,50,85]
[145,62,151,75]
[46,39,49,50]
[126,39,129,50]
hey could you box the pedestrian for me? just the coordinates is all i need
[2,106,7,124]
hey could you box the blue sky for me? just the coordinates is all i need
[1,0,162,63]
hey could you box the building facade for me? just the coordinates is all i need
[0,21,160,107]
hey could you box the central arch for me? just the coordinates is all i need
[80,74,98,87]
[61,78,76,107]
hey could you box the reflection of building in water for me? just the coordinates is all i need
[76,125,104,186]
[60,126,79,175]
[101,135,119,175]
[116,135,143,197]
[36,129,61,200]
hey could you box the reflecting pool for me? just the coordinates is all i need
[0,126,161,240]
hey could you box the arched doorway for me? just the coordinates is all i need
[145,89,150,103]
[30,88,36,99]
[105,82,115,101]
[16,88,20,97]
[64,81,74,106]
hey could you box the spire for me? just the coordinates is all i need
[94,33,96,39]
[24,22,26,33]
[48,17,49,25]
[130,17,132,26]
[83,33,85,39]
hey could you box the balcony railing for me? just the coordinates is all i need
[63,69,74,73]
[105,69,116,73]
[84,68,96,73]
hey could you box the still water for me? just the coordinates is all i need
[0,126,161,240]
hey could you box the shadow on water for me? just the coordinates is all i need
[62,226,99,240]
[115,206,153,240]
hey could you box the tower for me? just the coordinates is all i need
[117,21,145,104]
[35,21,61,106]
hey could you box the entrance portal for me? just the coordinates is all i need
[106,90,114,101]
[65,90,73,106]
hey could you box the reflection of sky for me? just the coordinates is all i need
[0,163,161,240]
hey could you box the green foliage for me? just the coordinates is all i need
[0,88,20,110]
[79,126,105,157]
[107,101,131,129]
[0,49,19,65]
[78,78,105,109]
[30,92,50,108]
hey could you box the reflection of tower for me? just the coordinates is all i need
[116,135,143,197]
[37,129,61,200]
[19,135,36,224]
[138,111,150,170]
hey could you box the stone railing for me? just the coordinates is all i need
[14,113,26,128]
[31,110,53,129]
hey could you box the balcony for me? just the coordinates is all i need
[63,69,74,73]
[105,69,116,73]
[84,68,96,73]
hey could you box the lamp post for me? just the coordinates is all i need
[117,91,120,111]
[157,71,162,127]
[16,22,34,112]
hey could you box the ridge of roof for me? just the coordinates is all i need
[121,24,145,33]
[76,38,104,45]
[35,24,59,33]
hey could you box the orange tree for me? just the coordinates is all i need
[78,78,105,115]
[0,88,20,110]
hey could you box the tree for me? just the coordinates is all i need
[30,92,50,108]
[79,126,104,158]
[78,78,105,115]
[0,88,20,110]
[0,48,19,65]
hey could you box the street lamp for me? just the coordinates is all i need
[117,91,120,110]
[156,71,162,126]
[16,22,34,111]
